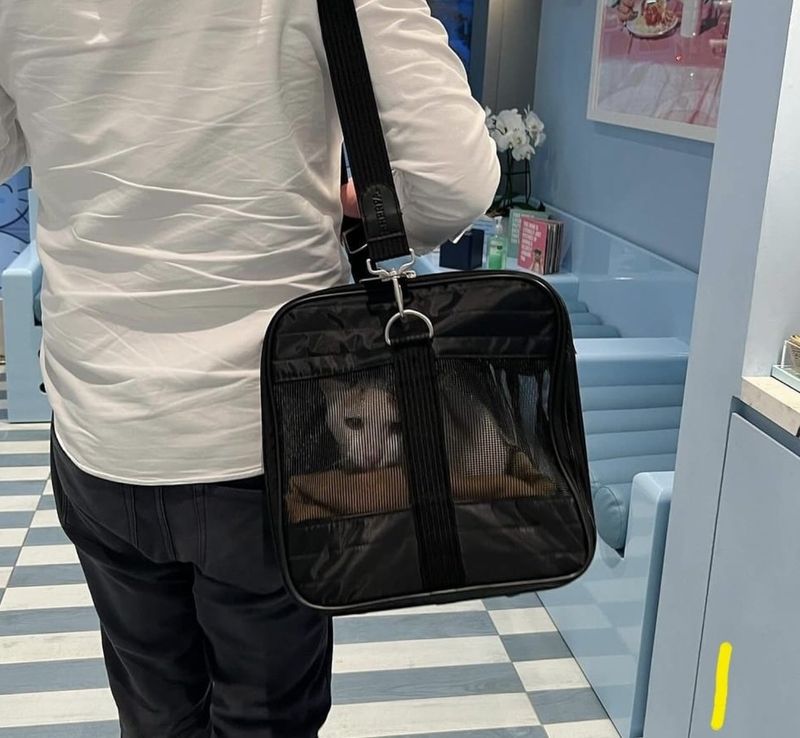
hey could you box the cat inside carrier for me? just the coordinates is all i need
[286,362,559,522]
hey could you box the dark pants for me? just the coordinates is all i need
[51,433,333,738]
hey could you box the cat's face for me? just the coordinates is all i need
[321,380,403,472]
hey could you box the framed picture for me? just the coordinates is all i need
[588,0,733,143]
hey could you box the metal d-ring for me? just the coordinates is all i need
[385,309,435,347]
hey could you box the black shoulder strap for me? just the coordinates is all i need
[319,1,466,591]
[318,0,411,264]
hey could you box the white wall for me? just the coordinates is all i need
[743,8,800,377]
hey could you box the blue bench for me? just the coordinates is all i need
[580,338,686,551]
[535,207,695,738]
[2,239,48,422]
[539,338,686,738]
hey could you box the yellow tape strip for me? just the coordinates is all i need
[711,642,733,731]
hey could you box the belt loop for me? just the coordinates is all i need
[192,485,207,569]
[123,486,139,549]
[155,488,177,560]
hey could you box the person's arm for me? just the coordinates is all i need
[340,179,360,219]
[0,85,28,183]
[354,0,500,253]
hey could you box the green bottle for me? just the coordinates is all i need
[487,216,508,270]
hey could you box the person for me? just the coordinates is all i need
[0,1,500,736]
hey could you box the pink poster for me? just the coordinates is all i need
[589,0,733,142]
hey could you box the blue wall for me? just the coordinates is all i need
[533,0,714,272]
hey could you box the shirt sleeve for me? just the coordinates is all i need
[354,0,501,252]
[0,84,28,183]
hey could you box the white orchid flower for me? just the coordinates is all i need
[491,129,512,152]
[512,143,536,161]
[524,107,545,135]
[495,108,524,134]
[487,106,545,155]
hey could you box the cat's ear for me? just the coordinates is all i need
[319,378,347,402]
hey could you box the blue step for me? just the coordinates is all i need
[576,339,689,386]
[583,406,683,434]
[572,324,621,339]
[566,299,589,313]
[590,453,678,486]
[581,384,685,412]
[570,313,604,326]
[587,428,681,462]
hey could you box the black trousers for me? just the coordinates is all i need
[51,433,333,738]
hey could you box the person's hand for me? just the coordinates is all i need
[340,180,360,219]
[617,0,637,22]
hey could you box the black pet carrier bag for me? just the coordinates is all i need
[260,0,596,615]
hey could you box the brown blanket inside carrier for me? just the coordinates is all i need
[286,451,558,523]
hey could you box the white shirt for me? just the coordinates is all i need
[0,0,500,484]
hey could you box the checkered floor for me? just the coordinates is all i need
[0,377,619,738]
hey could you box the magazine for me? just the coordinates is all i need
[518,215,564,275]
[518,216,549,274]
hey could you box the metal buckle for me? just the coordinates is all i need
[341,223,369,255]
[365,250,435,346]
[366,250,417,282]
[344,239,369,256]
[366,250,418,317]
